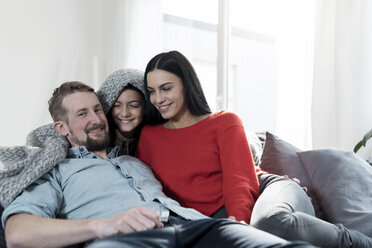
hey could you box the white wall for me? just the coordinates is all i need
[0,0,162,146]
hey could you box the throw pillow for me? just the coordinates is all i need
[259,132,323,218]
[298,149,372,236]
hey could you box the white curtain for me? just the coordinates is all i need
[273,0,315,150]
[0,0,161,146]
[312,0,372,159]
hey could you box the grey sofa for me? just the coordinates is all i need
[1,131,370,247]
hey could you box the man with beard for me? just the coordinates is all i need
[1,81,314,248]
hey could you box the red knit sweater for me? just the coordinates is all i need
[137,111,260,223]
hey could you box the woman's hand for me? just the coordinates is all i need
[283,175,312,202]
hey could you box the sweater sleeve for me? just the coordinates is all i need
[217,114,260,223]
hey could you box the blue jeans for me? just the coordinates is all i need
[251,173,353,248]
[87,218,314,248]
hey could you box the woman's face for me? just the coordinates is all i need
[146,69,188,121]
[111,89,144,137]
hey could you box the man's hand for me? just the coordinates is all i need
[91,206,164,238]
[5,206,164,248]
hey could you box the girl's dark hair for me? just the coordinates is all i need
[144,50,211,125]
[107,84,146,155]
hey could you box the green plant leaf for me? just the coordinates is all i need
[354,140,364,153]
[354,128,372,153]
[362,128,372,146]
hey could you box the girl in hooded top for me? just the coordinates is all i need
[136,50,372,248]
[97,68,147,156]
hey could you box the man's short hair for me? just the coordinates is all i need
[48,81,95,122]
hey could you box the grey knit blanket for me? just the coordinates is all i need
[0,123,69,208]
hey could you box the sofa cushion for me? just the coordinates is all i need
[258,132,324,218]
[297,149,372,236]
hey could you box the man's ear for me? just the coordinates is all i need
[54,121,68,137]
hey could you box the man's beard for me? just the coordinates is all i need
[70,124,111,152]
[84,131,110,151]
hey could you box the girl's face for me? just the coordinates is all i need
[146,69,188,122]
[111,89,144,138]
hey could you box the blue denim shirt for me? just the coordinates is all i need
[2,146,207,227]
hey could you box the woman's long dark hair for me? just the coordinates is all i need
[144,50,211,125]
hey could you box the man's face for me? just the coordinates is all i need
[57,92,110,151]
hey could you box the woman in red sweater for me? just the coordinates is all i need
[137,53,260,222]
[136,50,372,248]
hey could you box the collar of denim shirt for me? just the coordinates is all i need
[67,146,120,159]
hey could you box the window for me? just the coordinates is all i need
[161,0,315,148]
[162,0,218,110]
